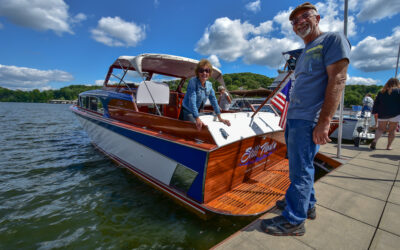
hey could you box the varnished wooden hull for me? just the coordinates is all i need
[71,102,340,218]
[71,54,342,218]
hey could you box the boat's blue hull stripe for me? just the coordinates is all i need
[76,111,207,203]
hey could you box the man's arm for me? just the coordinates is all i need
[313,58,349,145]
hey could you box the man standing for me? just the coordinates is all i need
[361,93,374,117]
[261,2,350,236]
[284,56,296,71]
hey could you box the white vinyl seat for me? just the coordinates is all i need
[136,81,170,105]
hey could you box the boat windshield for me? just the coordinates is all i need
[108,68,182,89]
[107,68,145,87]
[151,74,181,84]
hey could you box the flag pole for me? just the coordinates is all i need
[396,42,400,78]
[251,71,292,118]
[337,0,348,158]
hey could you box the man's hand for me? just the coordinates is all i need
[313,121,331,145]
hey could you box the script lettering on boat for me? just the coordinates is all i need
[240,141,277,168]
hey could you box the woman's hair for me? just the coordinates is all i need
[381,78,400,94]
[195,59,213,78]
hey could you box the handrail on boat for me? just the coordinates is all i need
[116,59,164,115]
[116,60,139,112]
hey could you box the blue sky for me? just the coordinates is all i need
[0,0,399,90]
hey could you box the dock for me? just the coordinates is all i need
[212,134,400,250]
[48,99,77,104]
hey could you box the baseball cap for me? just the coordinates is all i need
[289,2,318,20]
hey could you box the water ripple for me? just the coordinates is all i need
[0,103,251,249]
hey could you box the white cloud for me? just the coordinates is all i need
[351,26,400,72]
[70,13,87,24]
[244,37,301,67]
[208,55,221,68]
[91,16,146,47]
[346,0,361,11]
[154,0,160,8]
[196,1,357,69]
[95,80,104,86]
[195,18,278,63]
[254,21,274,35]
[273,9,299,40]
[347,75,380,85]
[0,64,73,90]
[196,18,252,62]
[39,86,54,91]
[316,0,357,37]
[245,0,261,13]
[0,0,86,35]
[357,0,400,22]
[196,17,301,68]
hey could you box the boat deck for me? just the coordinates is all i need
[204,159,290,215]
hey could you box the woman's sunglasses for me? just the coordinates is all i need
[199,68,210,73]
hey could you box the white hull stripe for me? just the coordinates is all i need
[72,106,208,203]
[93,143,207,215]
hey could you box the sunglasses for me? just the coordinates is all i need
[291,11,316,26]
[199,68,210,74]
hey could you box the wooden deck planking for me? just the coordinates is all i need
[204,133,287,203]
[204,159,290,215]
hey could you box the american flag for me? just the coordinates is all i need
[271,79,292,129]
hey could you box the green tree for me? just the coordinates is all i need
[0,85,102,103]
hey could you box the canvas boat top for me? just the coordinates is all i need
[105,53,225,85]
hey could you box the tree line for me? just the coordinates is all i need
[0,73,382,108]
[0,85,101,103]
[344,85,382,107]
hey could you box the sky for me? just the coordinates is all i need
[0,0,399,91]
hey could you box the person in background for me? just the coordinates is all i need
[179,59,231,130]
[218,86,232,111]
[361,93,374,117]
[284,55,296,71]
[370,78,400,150]
[260,2,350,236]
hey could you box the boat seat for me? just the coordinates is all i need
[136,81,170,105]
[165,92,184,119]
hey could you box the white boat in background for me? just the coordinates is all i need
[330,107,375,145]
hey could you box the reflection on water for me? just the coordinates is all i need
[0,102,253,249]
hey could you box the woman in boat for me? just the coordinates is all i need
[370,78,400,150]
[180,59,231,130]
[218,85,232,111]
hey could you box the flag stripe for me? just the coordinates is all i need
[279,102,289,128]
[271,79,292,129]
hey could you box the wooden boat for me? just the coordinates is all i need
[71,54,340,218]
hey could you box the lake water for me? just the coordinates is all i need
[0,102,255,249]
